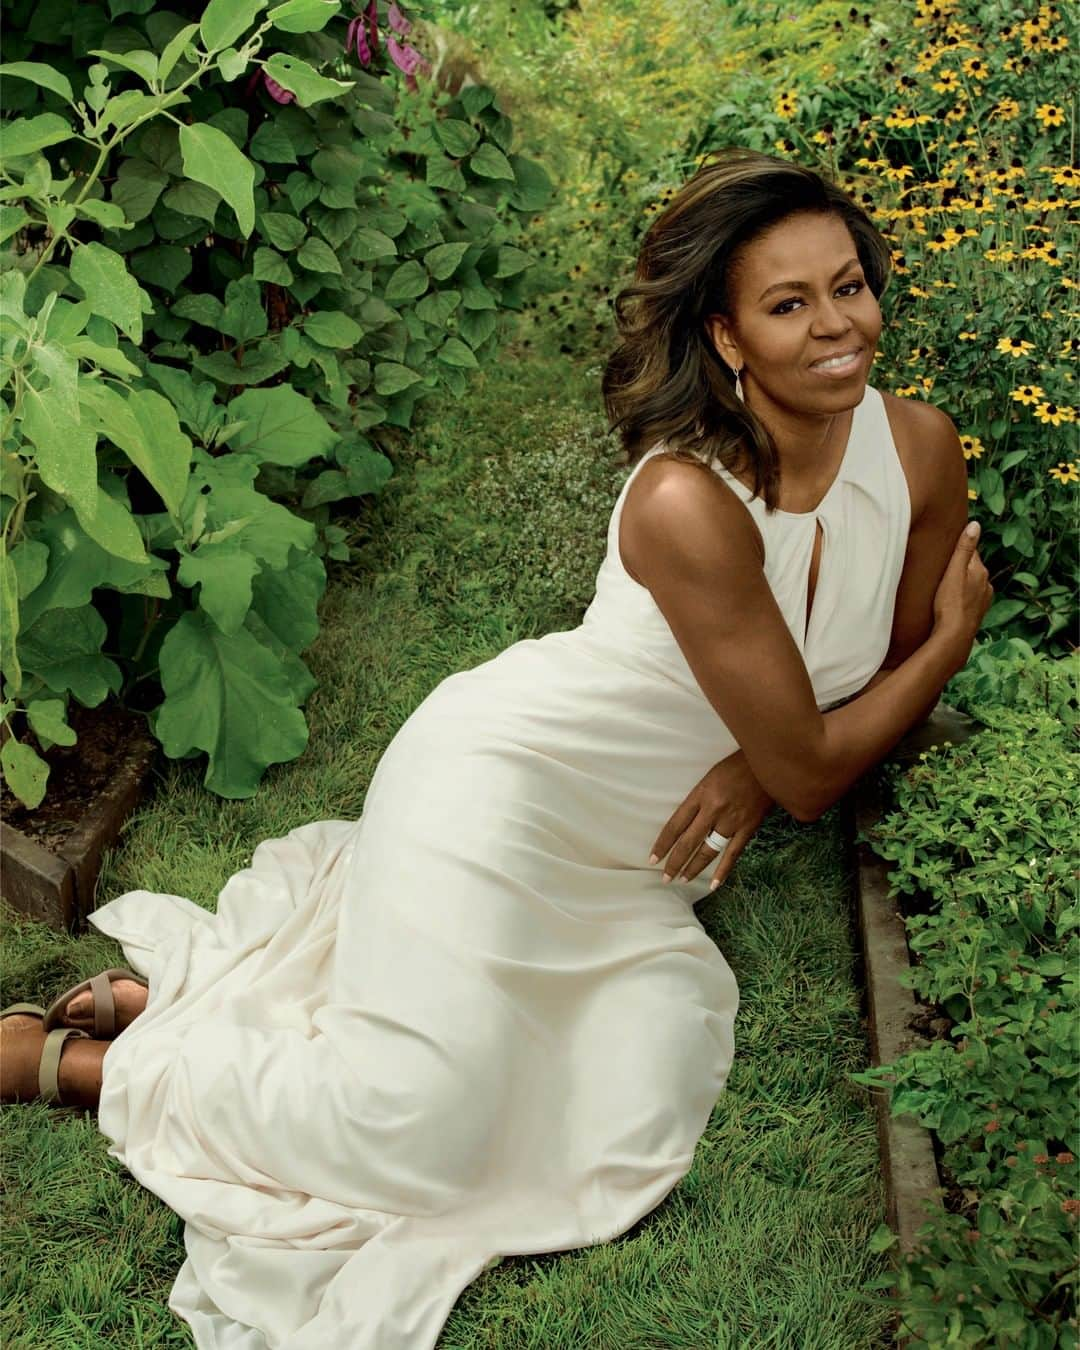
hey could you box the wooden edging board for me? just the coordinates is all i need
[843,702,980,1265]
[1,726,158,933]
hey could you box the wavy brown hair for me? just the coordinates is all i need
[601,146,893,512]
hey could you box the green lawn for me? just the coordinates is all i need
[1,343,896,1348]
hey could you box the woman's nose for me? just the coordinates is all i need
[810,297,853,336]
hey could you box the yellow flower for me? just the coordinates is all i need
[882,164,915,181]
[1035,104,1066,128]
[1033,401,1070,425]
[958,331,978,340]
[1011,385,1045,404]
[1048,461,1079,483]
[894,384,921,397]
[959,435,985,459]
[1048,165,1080,188]
[961,56,988,79]
[774,89,798,118]
[932,70,960,92]
[908,285,930,298]
[990,98,1020,120]
[1058,338,1079,359]
[1044,34,1069,52]
[967,486,978,499]
[996,336,1035,357]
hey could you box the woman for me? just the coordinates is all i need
[1,147,992,1348]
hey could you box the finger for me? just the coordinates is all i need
[707,830,750,891]
[667,815,731,883]
[649,797,698,866]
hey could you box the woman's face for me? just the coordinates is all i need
[705,211,883,413]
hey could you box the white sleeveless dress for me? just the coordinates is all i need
[88,382,910,1349]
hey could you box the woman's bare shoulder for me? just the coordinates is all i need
[879,390,965,525]
[620,451,765,585]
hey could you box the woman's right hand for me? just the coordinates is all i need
[932,520,994,662]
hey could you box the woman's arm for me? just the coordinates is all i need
[621,456,980,823]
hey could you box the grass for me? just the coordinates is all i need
[1,339,896,1348]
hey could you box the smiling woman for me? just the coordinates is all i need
[1,145,990,1350]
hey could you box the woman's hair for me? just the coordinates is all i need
[601,146,893,511]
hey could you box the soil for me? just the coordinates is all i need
[0,703,150,854]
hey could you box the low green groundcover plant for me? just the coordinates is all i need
[853,639,1079,1348]
[0,0,553,807]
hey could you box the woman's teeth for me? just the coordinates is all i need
[812,351,861,372]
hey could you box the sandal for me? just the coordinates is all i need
[0,1003,90,1105]
[42,967,149,1040]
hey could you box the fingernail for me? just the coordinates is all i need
[661,873,672,884]
[709,878,721,892]
[648,854,659,866]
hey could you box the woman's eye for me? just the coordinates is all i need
[773,280,864,314]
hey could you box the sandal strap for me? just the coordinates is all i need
[39,1027,89,1106]
[89,971,116,1039]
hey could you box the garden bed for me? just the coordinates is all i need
[0,704,157,933]
[846,702,981,1258]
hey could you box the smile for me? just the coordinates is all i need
[809,348,864,376]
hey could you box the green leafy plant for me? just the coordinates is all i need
[852,643,1079,1347]
[0,0,553,807]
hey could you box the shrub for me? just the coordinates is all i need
[0,0,553,805]
[853,643,1079,1347]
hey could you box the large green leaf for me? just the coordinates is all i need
[268,0,339,32]
[200,0,267,53]
[250,546,325,651]
[177,540,261,634]
[19,509,168,631]
[1,113,73,158]
[227,385,338,466]
[296,235,341,274]
[21,384,98,519]
[436,336,479,369]
[193,345,288,385]
[179,122,255,237]
[350,227,397,262]
[162,180,221,224]
[111,157,170,222]
[373,361,422,395]
[0,539,21,691]
[263,53,353,107]
[187,453,315,566]
[220,275,267,342]
[302,310,361,347]
[0,62,74,104]
[434,118,479,158]
[1,739,48,809]
[469,143,515,181]
[385,260,428,302]
[75,484,149,564]
[259,210,306,250]
[79,383,192,515]
[69,242,149,343]
[424,242,470,281]
[26,697,77,748]
[18,604,122,707]
[155,609,310,798]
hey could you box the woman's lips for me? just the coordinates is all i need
[808,348,864,378]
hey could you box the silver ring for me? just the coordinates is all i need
[704,829,731,852]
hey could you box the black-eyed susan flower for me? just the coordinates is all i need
[1058,338,1079,359]
[990,98,1020,120]
[1044,33,1069,52]
[1047,165,1079,188]
[1035,104,1066,128]
[1048,461,1078,482]
[1033,401,1072,425]
[774,89,798,118]
[967,484,978,499]
[1012,385,1046,404]
[959,434,985,458]
[932,69,960,92]
[894,384,921,397]
[961,56,988,79]
[958,330,979,339]
[996,336,1035,357]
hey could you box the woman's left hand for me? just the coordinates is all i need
[648,749,775,890]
